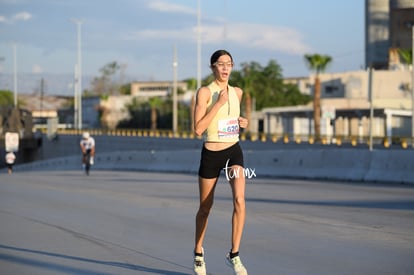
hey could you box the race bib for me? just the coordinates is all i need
[218,118,239,139]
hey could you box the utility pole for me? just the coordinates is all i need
[173,45,178,134]
[40,78,44,118]
[71,19,83,130]
[13,43,17,107]
[197,0,201,89]
[368,66,374,151]
[74,64,78,129]
[411,25,414,148]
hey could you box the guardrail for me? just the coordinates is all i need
[44,128,413,149]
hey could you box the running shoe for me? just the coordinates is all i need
[226,253,248,275]
[193,248,206,275]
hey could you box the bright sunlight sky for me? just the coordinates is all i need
[0,0,365,94]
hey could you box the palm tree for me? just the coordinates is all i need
[240,64,254,132]
[231,62,261,133]
[398,48,413,66]
[184,78,198,133]
[149,96,162,131]
[304,54,332,141]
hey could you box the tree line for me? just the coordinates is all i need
[1,48,412,139]
[106,55,333,139]
[89,58,314,134]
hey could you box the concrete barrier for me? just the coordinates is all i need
[244,149,372,181]
[7,148,414,185]
[365,150,414,183]
[94,150,200,173]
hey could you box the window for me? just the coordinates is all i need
[325,86,338,94]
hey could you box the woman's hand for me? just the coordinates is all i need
[217,88,229,106]
[238,117,248,129]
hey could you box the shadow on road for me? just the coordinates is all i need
[0,244,189,275]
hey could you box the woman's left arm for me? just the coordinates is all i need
[235,87,248,129]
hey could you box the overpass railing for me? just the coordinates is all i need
[46,128,414,150]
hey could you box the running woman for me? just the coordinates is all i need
[193,49,249,275]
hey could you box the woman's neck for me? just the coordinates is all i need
[214,79,228,90]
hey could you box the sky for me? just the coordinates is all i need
[0,0,365,95]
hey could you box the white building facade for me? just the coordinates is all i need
[255,69,413,144]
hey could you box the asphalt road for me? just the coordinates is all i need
[1,170,414,275]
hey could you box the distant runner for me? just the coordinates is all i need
[5,151,16,175]
[80,132,95,175]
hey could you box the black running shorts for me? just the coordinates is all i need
[198,142,244,179]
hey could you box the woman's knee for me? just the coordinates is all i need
[233,196,245,211]
[197,206,212,219]
[199,199,214,214]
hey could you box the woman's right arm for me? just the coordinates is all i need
[193,87,227,136]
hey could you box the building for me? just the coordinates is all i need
[365,0,414,69]
[130,81,188,97]
[256,1,414,144]
[255,69,413,143]
[390,0,414,49]
[82,81,191,130]
[365,0,390,69]
[18,94,73,133]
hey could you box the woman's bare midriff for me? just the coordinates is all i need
[203,141,237,151]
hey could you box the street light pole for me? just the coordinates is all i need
[13,43,17,107]
[173,45,178,134]
[71,19,83,130]
[197,0,201,89]
[73,64,78,129]
[411,25,414,148]
[368,66,374,151]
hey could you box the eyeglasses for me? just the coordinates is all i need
[213,62,233,68]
